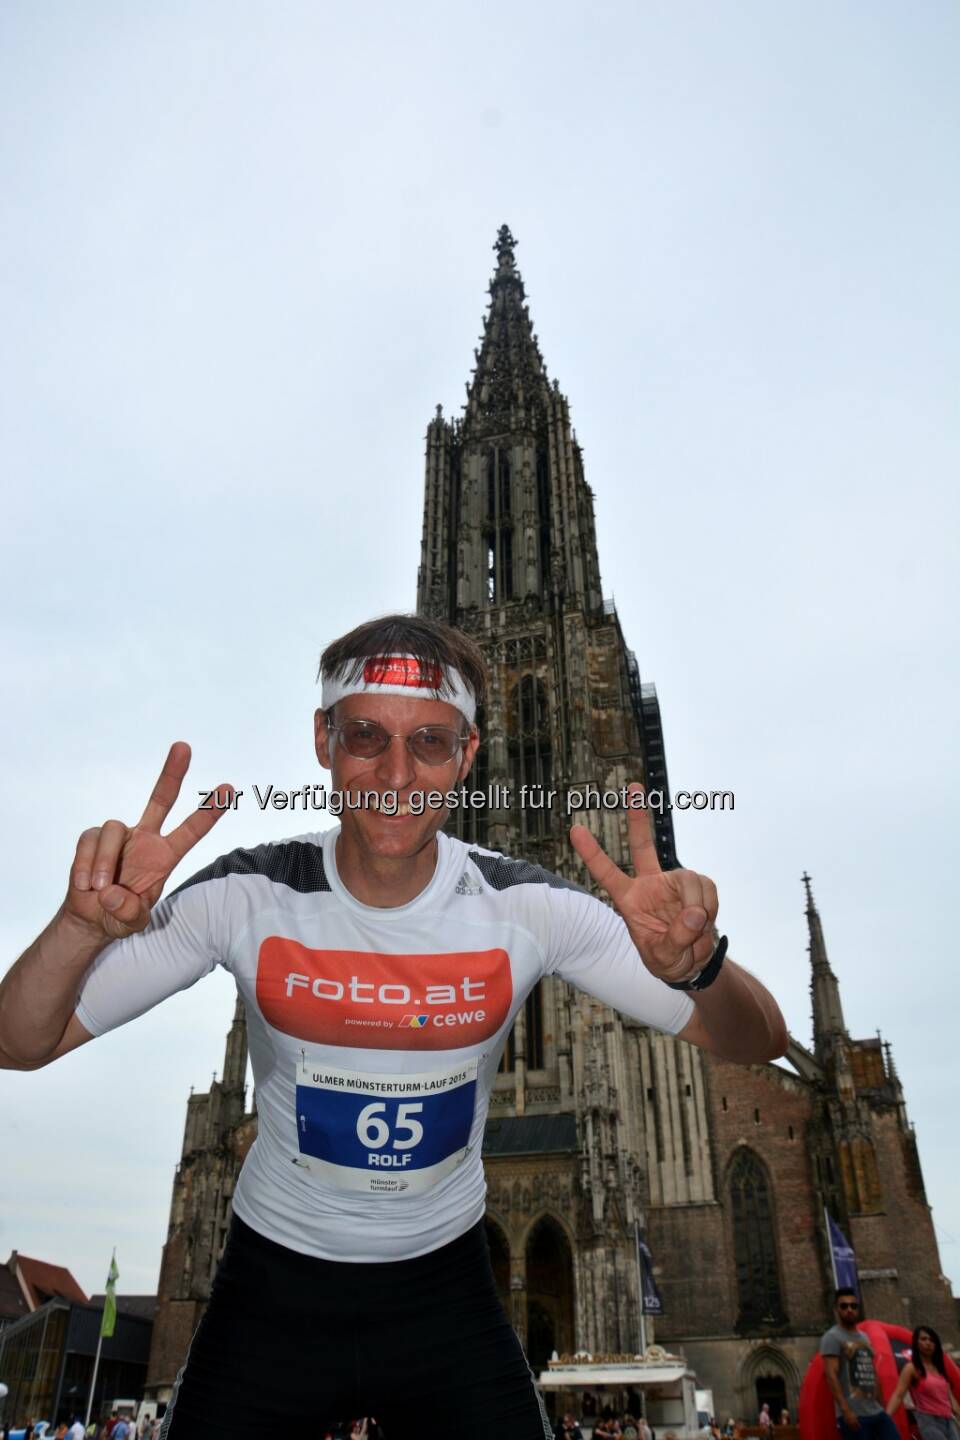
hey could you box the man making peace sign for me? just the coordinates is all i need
[0,613,787,1440]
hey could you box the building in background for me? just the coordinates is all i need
[0,1253,88,1333]
[0,1288,154,1429]
[143,229,956,1422]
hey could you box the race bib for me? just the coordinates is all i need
[294,1057,478,1195]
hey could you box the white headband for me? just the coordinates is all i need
[321,653,477,724]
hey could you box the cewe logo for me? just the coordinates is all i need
[256,941,512,1050]
[363,655,442,689]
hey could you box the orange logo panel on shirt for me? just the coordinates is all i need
[256,940,512,1050]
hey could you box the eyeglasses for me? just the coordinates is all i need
[837,1302,860,1311]
[328,718,467,766]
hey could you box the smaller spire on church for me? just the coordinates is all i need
[221,995,248,1095]
[803,871,830,970]
[804,871,848,1058]
[881,1036,903,1088]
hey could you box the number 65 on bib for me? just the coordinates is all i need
[295,1057,479,1195]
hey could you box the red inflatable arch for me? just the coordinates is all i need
[799,1321,960,1440]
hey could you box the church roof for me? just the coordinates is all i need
[483,1113,579,1156]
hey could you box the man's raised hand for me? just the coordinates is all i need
[569,783,718,985]
[66,743,234,940]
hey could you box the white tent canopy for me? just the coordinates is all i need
[538,1363,692,1388]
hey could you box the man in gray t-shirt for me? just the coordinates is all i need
[820,1289,899,1438]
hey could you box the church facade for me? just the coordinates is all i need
[144,229,955,1423]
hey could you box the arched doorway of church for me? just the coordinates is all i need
[485,1217,511,1315]
[525,1216,575,1376]
[755,1374,787,1420]
[738,1346,800,1426]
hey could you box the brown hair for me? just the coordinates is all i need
[319,613,487,712]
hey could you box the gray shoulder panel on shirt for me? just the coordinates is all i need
[170,840,331,897]
[467,850,585,894]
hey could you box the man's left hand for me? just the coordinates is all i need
[570,783,718,985]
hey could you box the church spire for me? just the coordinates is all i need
[803,872,847,1058]
[221,994,247,1095]
[418,225,605,622]
[464,224,550,438]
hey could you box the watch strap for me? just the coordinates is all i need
[666,934,728,992]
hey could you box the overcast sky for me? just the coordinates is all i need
[1,2,957,1303]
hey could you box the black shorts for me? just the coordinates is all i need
[160,1215,552,1440]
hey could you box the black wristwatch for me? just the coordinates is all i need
[666,934,728,992]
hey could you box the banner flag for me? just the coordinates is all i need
[637,1233,664,1316]
[826,1212,860,1298]
[100,1253,119,1339]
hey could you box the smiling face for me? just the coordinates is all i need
[314,691,479,865]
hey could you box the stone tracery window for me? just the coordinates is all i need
[448,703,487,848]
[729,1148,786,1328]
[509,674,552,839]
[536,448,551,589]
[483,445,513,602]
[499,984,543,1073]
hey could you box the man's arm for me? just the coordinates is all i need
[569,787,787,1065]
[822,1354,859,1431]
[0,743,232,1069]
[675,958,787,1063]
[0,905,102,1067]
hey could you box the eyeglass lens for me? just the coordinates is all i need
[336,720,462,765]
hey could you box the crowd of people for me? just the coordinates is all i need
[555,1415,654,1440]
[552,1409,720,1439]
[1,1413,162,1439]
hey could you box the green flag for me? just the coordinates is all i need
[100,1253,119,1339]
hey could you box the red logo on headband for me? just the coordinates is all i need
[363,656,443,689]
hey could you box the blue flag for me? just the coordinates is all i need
[826,1211,860,1298]
[637,1233,664,1316]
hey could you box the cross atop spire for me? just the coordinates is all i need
[494,223,519,273]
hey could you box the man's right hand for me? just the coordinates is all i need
[842,1409,860,1432]
[66,742,234,940]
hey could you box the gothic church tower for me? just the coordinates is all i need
[417,226,715,1370]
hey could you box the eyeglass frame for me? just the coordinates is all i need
[324,715,471,767]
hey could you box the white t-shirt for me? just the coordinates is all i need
[76,828,693,1262]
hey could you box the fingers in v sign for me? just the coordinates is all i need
[569,782,720,984]
[67,742,235,940]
